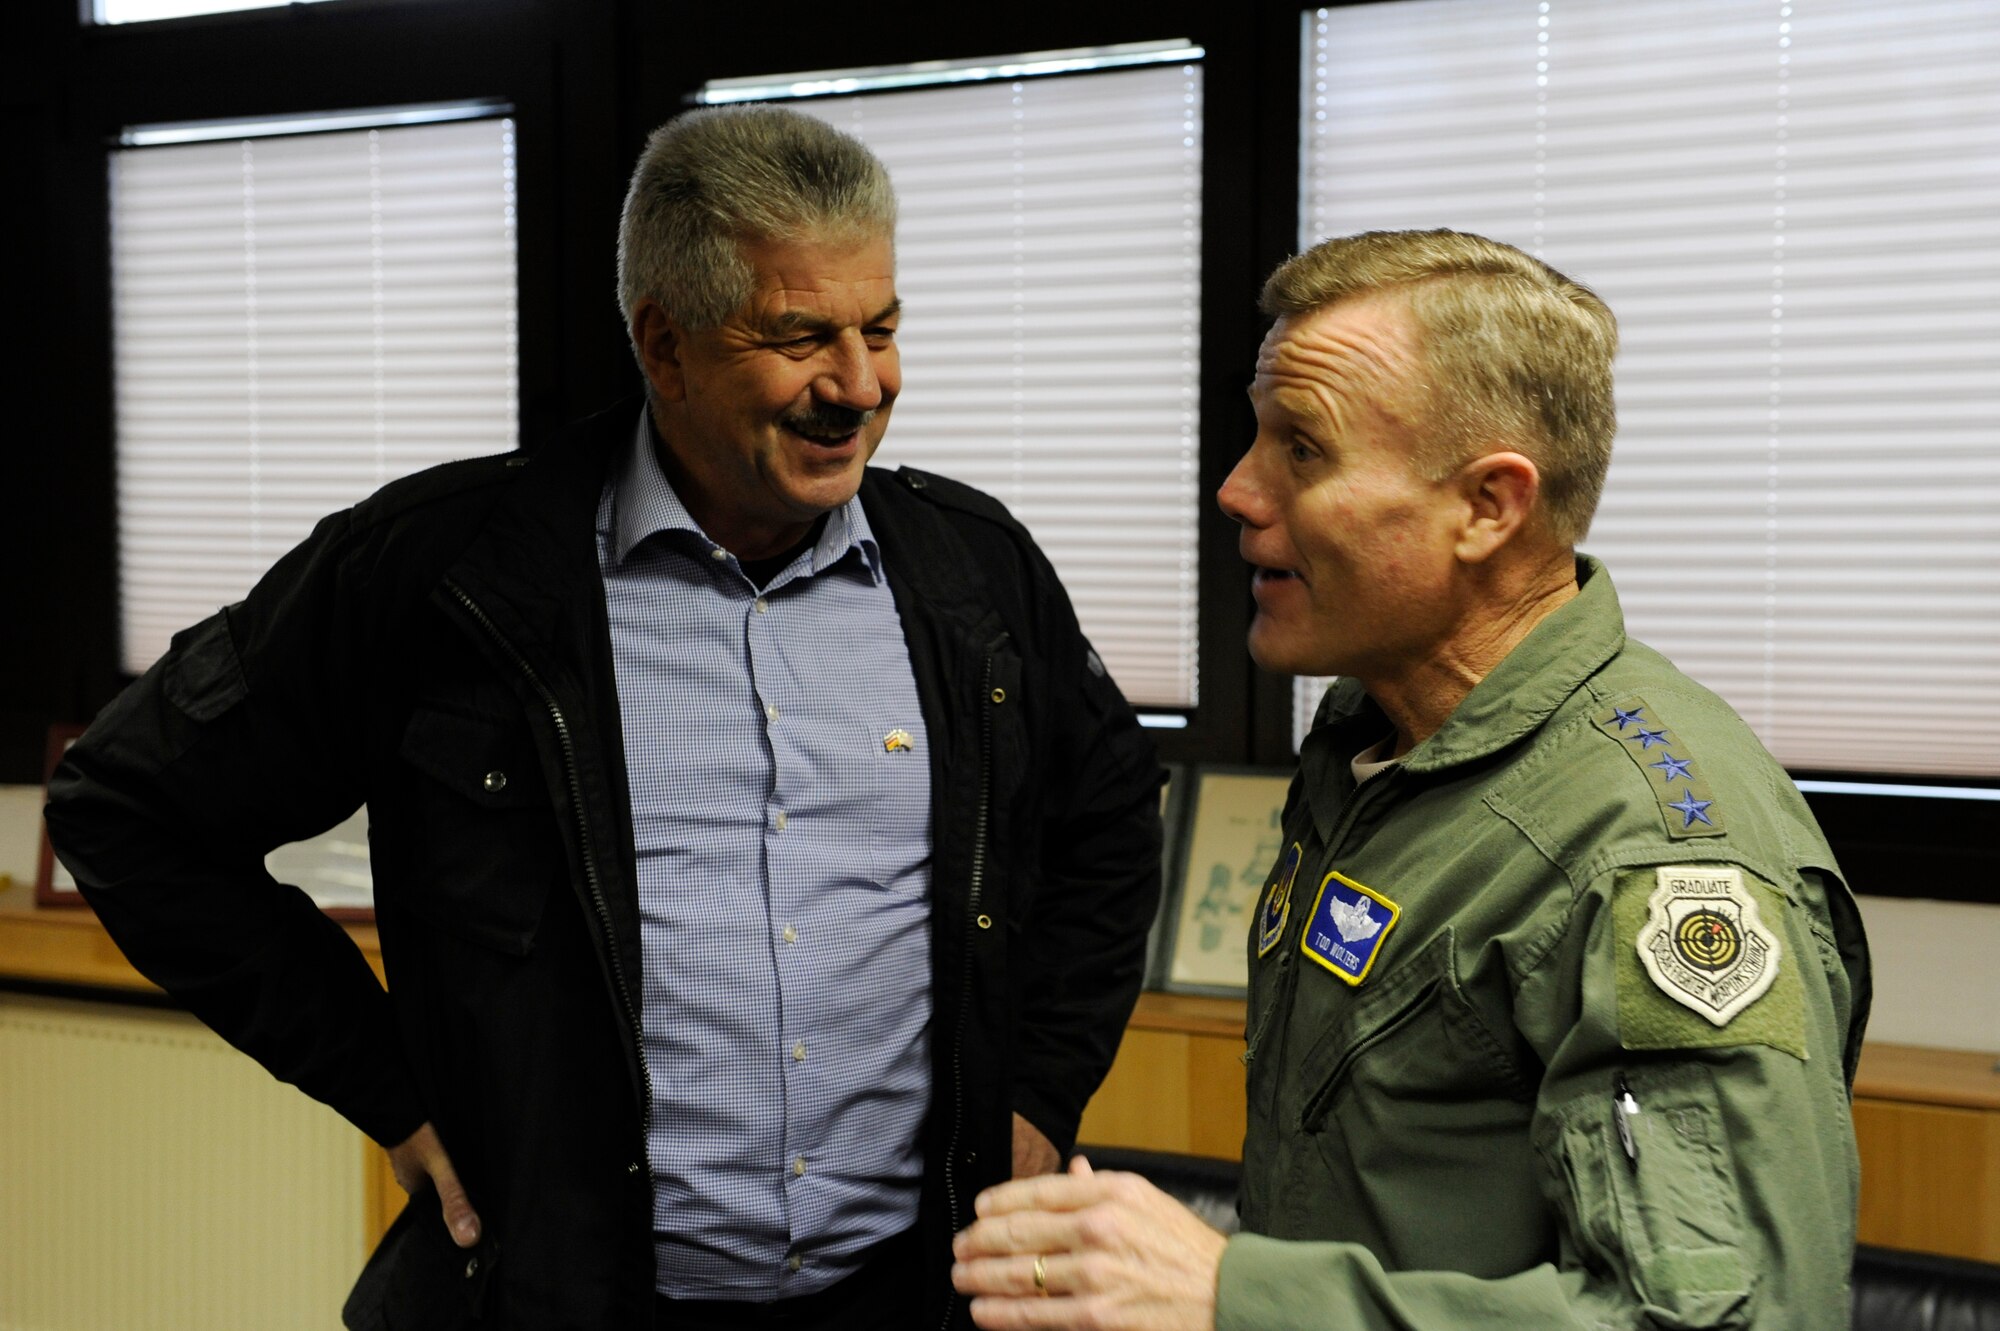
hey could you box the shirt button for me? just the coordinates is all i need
[792,1040,807,1062]
[774,811,789,832]
[482,771,507,793]
[793,1156,808,1177]
[709,547,728,561]
[788,1253,803,1273]
[765,702,780,722]
[755,597,768,613]
[782,924,798,944]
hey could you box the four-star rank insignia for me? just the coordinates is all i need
[1594,695,1725,839]
[1635,865,1781,1026]
[1257,843,1302,958]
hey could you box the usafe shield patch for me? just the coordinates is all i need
[1616,865,1806,1058]
[1257,843,1302,958]
[1594,696,1725,839]
[1300,870,1401,985]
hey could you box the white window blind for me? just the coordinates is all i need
[111,114,519,674]
[94,0,336,22]
[756,62,1204,709]
[1294,0,2000,778]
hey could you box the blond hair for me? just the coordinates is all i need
[1262,229,1618,543]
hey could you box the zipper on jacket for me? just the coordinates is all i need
[937,645,1001,1330]
[444,580,655,1162]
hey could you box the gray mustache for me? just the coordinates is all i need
[784,405,876,437]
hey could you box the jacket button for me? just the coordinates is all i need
[464,1256,480,1278]
[482,771,507,793]
[976,914,993,930]
[627,1161,642,1175]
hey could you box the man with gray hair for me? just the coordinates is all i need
[48,104,1161,1329]
[952,230,1868,1329]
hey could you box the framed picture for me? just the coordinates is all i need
[1160,766,1293,997]
[34,724,87,907]
[35,722,374,922]
[271,808,375,922]
[1141,762,1192,989]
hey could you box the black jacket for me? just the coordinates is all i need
[45,403,1163,1329]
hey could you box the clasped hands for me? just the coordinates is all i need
[952,1153,1228,1331]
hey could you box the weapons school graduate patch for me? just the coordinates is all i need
[1300,870,1400,985]
[1616,865,1807,1059]
[1257,843,1302,958]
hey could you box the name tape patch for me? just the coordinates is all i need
[1300,870,1401,985]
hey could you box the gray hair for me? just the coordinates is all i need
[616,104,897,340]
[1261,229,1619,544]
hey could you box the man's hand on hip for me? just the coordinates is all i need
[953,1154,1227,1330]
[388,1121,482,1248]
[1011,1112,1061,1178]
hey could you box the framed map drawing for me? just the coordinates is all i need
[267,807,375,921]
[34,724,86,907]
[1141,763,1191,989]
[1162,766,1293,996]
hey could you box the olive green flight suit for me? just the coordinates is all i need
[1218,557,1870,1330]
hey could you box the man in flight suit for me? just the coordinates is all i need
[951,229,1870,1330]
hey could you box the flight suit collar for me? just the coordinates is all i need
[1298,555,1626,843]
[1404,554,1626,773]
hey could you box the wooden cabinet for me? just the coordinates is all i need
[1852,1044,2000,1262]
[6,896,1996,1263]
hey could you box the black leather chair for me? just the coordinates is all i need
[1078,1145,2000,1330]
[1852,1246,2000,1331]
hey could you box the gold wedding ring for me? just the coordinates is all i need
[1033,1253,1049,1296]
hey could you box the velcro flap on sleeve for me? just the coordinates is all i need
[1615,865,1807,1060]
[162,608,251,723]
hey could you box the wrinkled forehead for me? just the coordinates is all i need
[1252,295,1420,413]
[737,231,900,324]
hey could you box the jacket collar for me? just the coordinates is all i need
[436,401,630,673]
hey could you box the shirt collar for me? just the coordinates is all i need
[609,406,883,584]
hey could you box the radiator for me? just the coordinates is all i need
[0,993,364,1331]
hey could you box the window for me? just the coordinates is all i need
[1294,0,2000,778]
[110,106,519,673]
[705,46,1206,712]
[92,0,337,23]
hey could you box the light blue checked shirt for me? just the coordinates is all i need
[597,412,933,1300]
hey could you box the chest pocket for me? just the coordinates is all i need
[1295,928,1529,1133]
[392,706,558,954]
[1283,928,1545,1274]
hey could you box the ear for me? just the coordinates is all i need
[631,299,691,403]
[1452,450,1540,564]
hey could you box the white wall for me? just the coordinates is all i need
[0,786,41,892]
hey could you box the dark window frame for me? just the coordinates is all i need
[8,0,1990,902]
